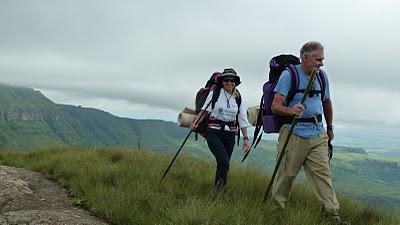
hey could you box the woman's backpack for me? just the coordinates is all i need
[194,72,242,142]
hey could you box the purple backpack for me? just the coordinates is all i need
[251,54,327,149]
[250,55,304,149]
[262,63,299,133]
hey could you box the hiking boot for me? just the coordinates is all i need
[321,207,346,225]
[336,220,348,225]
[328,217,348,225]
[214,179,224,188]
[269,200,285,219]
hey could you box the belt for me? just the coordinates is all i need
[208,117,236,131]
[282,114,322,124]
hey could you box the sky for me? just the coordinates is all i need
[1,0,399,149]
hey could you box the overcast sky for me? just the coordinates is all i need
[1,0,399,138]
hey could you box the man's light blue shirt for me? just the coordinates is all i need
[273,65,330,138]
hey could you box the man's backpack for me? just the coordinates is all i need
[194,72,242,140]
[251,54,326,149]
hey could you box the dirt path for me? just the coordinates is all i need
[0,165,109,225]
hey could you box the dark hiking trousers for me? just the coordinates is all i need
[206,128,235,187]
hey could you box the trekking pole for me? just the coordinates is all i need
[241,98,263,163]
[328,140,333,164]
[263,68,318,202]
[160,100,212,182]
[242,148,252,163]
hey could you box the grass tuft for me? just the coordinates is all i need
[1,148,399,225]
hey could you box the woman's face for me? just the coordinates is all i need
[222,77,236,93]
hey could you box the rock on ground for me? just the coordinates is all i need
[0,165,109,225]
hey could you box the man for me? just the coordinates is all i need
[271,41,346,224]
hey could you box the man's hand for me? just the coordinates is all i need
[327,129,334,141]
[291,103,305,118]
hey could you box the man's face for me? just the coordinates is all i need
[305,49,324,70]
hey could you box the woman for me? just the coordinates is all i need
[191,68,251,188]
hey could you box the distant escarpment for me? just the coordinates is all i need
[337,146,368,154]
[0,83,186,150]
[0,110,65,121]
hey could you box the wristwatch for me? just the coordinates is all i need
[243,136,249,141]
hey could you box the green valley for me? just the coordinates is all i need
[0,83,399,211]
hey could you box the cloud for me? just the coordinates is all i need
[1,0,400,130]
[333,85,400,126]
[40,89,179,121]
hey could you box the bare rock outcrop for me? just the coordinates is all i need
[0,165,108,225]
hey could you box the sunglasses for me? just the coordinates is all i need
[222,78,236,83]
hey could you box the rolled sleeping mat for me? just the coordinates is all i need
[247,105,260,126]
[182,107,195,114]
[177,107,196,128]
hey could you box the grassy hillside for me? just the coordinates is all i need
[0,83,186,150]
[239,142,400,210]
[1,83,399,211]
[0,83,57,110]
[331,152,400,209]
[0,148,399,225]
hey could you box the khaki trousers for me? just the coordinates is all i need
[271,127,339,218]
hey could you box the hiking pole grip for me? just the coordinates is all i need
[160,100,212,183]
[263,68,317,202]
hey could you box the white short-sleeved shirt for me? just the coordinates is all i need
[201,89,251,131]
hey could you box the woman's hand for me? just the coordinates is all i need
[243,138,250,153]
[241,128,250,153]
[190,121,198,130]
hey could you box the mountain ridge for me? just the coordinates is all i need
[0,83,399,210]
[0,83,186,150]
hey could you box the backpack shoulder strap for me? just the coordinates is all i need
[211,85,222,109]
[234,89,242,108]
[316,71,326,101]
[211,86,241,111]
[234,89,242,146]
[286,65,300,105]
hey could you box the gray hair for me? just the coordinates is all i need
[300,41,324,59]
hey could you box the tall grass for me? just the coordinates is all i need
[0,148,398,225]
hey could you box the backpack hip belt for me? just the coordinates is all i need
[282,114,322,124]
[208,117,237,132]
